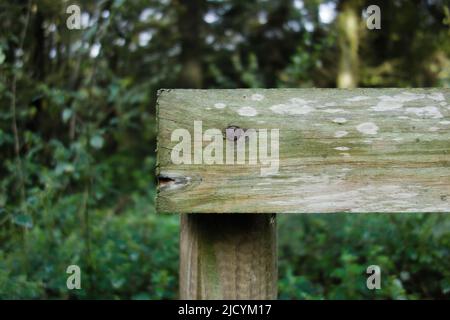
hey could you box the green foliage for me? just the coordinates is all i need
[279,214,450,299]
[0,194,179,299]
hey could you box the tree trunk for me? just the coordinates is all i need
[337,0,360,88]
[175,0,204,88]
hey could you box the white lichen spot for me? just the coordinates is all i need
[333,117,347,124]
[429,127,440,132]
[290,98,316,104]
[372,100,403,111]
[324,108,346,113]
[357,122,379,135]
[397,92,426,101]
[237,106,258,117]
[334,146,350,151]
[270,104,314,115]
[428,92,445,101]
[440,101,447,106]
[439,121,450,125]
[392,137,403,142]
[379,92,425,103]
[214,102,226,109]
[251,93,265,101]
[334,130,349,138]
[397,116,409,120]
[346,96,370,102]
[405,106,443,119]
[324,102,337,107]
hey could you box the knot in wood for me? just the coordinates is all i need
[225,125,245,141]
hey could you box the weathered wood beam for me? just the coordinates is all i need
[157,88,450,214]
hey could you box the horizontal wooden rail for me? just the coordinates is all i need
[157,88,450,214]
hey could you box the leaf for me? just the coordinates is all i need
[90,135,104,149]
[62,109,73,123]
[108,84,120,103]
[55,163,75,175]
[113,0,126,9]
[83,25,98,42]
[0,49,5,65]
[111,278,125,289]
[12,214,33,229]
[132,293,151,300]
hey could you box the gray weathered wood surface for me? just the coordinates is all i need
[157,89,450,213]
[179,214,277,299]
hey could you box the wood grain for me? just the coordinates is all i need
[179,213,277,299]
[156,89,450,213]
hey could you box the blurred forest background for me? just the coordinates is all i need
[0,0,449,299]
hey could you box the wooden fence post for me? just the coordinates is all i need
[156,88,450,300]
[179,213,277,299]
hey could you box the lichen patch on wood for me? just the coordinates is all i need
[237,106,258,117]
[156,89,450,214]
